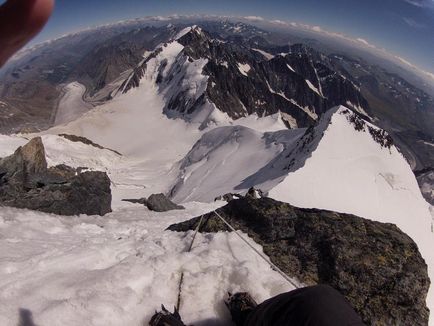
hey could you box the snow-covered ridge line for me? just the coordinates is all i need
[252,48,275,60]
[305,79,322,96]
[174,25,200,40]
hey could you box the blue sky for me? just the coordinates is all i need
[11,0,434,73]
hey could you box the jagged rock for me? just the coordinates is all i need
[214,193,243,202]
[245,187,264,199]
[59,134,122,156]
[0,138,112,216]
[214,188,264,202]
[77,166,90,174]
[48,164,77,179]
[146,193,184,212]
[0,137,47,184]
[415,167,434,205]
[167,197,430,325]
[4,171,112,216]
[121,28,370,130]
[343,109,393,149]
[122,198,148,205]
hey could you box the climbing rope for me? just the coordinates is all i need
[176,214,205,312]
[212,210,300,289]
[175,209,300,313]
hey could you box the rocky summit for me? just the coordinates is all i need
[0,137,112,216]
[168,197,430,325]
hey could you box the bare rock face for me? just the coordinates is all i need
[121,194,184,212]
[19,137,48,174]
[146,193,184,212]
[214,193,243,202]
[122,198,148,205]
[58,134,122,156]
[0,137,47,185]
[0,137,112,216]
[168,197,430,325]
[416,167,434,205]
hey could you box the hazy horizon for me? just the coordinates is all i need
[9,0,432,76]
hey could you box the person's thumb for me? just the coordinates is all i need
[0,0,54,67]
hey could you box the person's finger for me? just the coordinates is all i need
[0,0,54,67]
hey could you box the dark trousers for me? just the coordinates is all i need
[244,285,365,326]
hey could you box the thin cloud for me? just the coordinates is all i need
[402,17,427,28]
[244,16,265,22]
[356,38,375,47]
[403,0,434,8]
[270,20,289,26]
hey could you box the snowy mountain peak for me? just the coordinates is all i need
[169,105,402,204]
[284,105,394,172]
[114,26,370,129]
[269,104,431,226]
[175,25,204,40]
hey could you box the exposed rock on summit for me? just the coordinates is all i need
[168,197,430,325]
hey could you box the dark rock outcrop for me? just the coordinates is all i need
[343,109,394,149]
[59,134,122,156]
[122,197,148,205]
[121,27,370,129]
[214,193,243,202]
[245,187,264,199]
[146,193,184,212]
[415,167,434,205]
[214,187,264,202]
[0,137,112,216]
[121,194,184,212]
[167,197,430,325]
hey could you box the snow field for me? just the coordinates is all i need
[0,203,294,326]
[170,126,286,203]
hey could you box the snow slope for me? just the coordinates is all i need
[169,126,286,202]
[0,203,295,326]
[37,40,207,206]
[34,33,296,207]
[169,125,306,203]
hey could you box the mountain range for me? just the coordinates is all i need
[0,20,432,182]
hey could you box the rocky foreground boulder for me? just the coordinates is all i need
[167,197,430,325]
[0,137,112,216]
